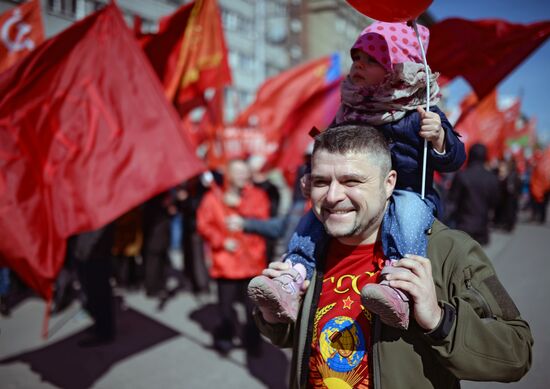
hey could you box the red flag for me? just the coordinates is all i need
[428,18,550,99]
[274,78,342,185]
[167,0,232,110]
[0,4,205,299]
[232,54,341,165]
[505,116,537,154]
[0,0,44,74]
[199,88,228,168]
[455,91,506,161]
[138,2,194,96]
[530,146,550,202]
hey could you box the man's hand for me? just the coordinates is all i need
[386,254,443,331]
[261,260,310,291]
[223,192,240,207]
[417,107,445,153]
[225,215,244,232]
[223,238,238,252]
[255,260,310,324]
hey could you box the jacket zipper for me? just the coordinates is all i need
[372,315,382,389]
[464,267,493,318]
[299,264,325,388]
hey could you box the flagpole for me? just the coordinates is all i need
[412,20,430,200]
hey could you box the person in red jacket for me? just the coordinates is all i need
[197,159,270,355]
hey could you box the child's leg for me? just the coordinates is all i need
[381,189,434,260]
[286,209,326,279]
[248,210,326,323]
[362,190,434,330]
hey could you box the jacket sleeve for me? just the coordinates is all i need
[428,106,466,173]
[243,216,287,239]
[425,230,533,382]
[196,192,227,250]
[252,308,295,348]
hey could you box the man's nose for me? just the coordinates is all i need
[326,181,345,203]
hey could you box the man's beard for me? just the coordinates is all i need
[325,187,388,241]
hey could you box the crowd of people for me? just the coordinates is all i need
[0,140,543,341]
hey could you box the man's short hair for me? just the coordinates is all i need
[312,124,392,176]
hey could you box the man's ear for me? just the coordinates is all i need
[384,170,397,198]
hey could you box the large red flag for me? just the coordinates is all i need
[0,0,44,74]
[428,18,550,99]
[231,54,341,165]
[0,4,205,299]
[455,91,506,161]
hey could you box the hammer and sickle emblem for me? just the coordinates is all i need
[1,9,35,52]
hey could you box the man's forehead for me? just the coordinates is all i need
[312,149,372,164]
[311,149,378,173]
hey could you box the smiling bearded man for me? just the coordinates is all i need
[251,124,532,389]
[309,136,395,246]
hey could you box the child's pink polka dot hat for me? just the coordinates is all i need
[351,21,430,72]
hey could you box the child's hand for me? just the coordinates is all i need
[417,106,446,153]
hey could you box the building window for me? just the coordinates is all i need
[221,9,253,34]
[229,51,256,73]
[221,9,238,30]
[47,0,78,18]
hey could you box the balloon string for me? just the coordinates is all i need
[411,20,430,200]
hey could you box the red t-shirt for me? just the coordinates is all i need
[307,240,385,389]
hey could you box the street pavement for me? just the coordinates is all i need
[1,215,548,389]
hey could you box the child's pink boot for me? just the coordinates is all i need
[248,263,306,323]
[361,262,411,330]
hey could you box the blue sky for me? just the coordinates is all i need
[427,0,550,145]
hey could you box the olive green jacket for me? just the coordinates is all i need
[254,220,533,388]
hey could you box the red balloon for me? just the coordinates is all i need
[346,0,433,22]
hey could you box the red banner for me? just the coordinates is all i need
[0,4,205,299]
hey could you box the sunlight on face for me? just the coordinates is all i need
[310,150,395,246]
